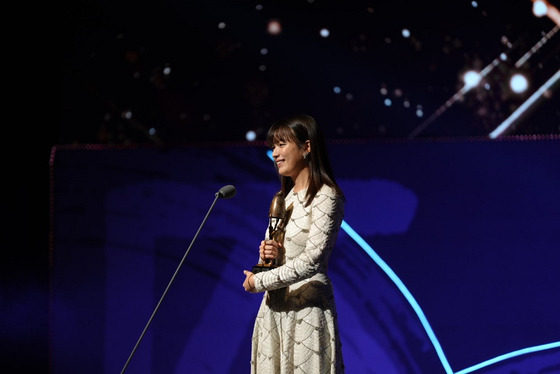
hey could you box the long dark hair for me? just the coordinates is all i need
[266,114,344,206]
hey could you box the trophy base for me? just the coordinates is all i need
[252,264,277,274]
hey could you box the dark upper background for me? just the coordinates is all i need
[9,0,560,371]
[61,0,559,145]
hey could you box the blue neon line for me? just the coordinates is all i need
[454,341,560,374]
[340,221,454,374]
[265,149,560,373]
[340,221,560,374]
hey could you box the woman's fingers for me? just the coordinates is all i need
[260,240,281,258]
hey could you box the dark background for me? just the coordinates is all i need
[61,0,559,145]
[8,0,560,372]
[48,140,560,373]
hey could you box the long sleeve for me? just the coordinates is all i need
[253,185,344,293]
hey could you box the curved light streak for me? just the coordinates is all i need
[341,221,560,373]
[265,149,560,373]
[340,221,454,374]
[454,341,560,374]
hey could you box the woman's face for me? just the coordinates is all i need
[271,139,307,179]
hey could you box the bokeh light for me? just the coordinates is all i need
[533,1,548,17]
[61,1,559,145]
[245,130,257,141]
[464,70,482,89]
[267,20,282,35]
[510,73,529,93]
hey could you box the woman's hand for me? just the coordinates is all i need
[243,270,255,292]
[259,239,282,262]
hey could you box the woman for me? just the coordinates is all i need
[243,114,345,373]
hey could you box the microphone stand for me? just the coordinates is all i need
[120,188,232,374]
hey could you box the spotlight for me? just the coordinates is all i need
[463,70,482,89]
[532,0,548,17]
[510,73,529,93]
[532,0,560,25]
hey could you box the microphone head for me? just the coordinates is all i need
[217,185,236,199]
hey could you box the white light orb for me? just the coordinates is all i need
[268,20,282,35]
[533,1,548,17]
[510,73,529,93]
[246,130,257,141]
[463,70,482,89]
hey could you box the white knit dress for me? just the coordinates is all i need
[251,184,345,374]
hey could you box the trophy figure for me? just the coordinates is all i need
[252,192,293,274]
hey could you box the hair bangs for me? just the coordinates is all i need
[266,122,297,147]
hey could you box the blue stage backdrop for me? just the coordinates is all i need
[50,138,560,374]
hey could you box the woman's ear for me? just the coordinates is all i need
[304,140,311,153]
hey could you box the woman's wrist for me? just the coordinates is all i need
[249,273,256,292]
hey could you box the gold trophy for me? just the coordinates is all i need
[252,191,293,274]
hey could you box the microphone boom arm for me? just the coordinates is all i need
[120,185,235,373]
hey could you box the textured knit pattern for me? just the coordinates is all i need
[251,185,345,374]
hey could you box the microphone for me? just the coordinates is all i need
[121,184,236,374]
[217,184,236,199]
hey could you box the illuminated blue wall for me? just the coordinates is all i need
[50,138,560,373]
